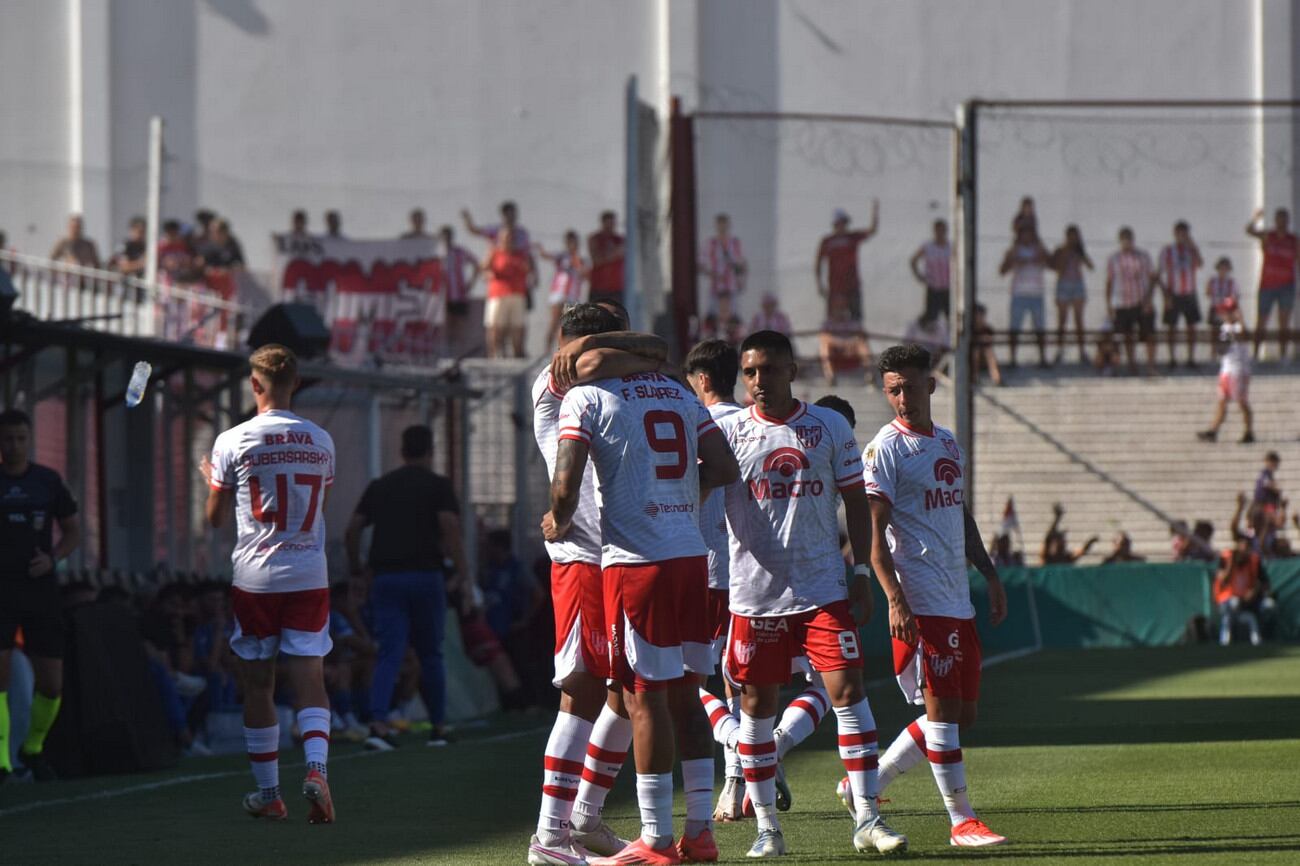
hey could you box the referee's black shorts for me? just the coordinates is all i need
[0,583,65,659]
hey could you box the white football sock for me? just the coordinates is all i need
[636,772,674,848]
[537,712,593,841]
[878,715,927,792]
[573,704,632,830]
[681,757,714,837]
[738,712,780,832]
[244,724,280,800]
[925,720,976,826]
[833,700,880,821]
[296,707,331,776]
[775,684,829,759]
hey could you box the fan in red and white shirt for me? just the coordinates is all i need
[1105,227,1157,375]
[547,342,739,864]
[536,230,588,353]
[1245,207,1298,361]
[1156,221,1204,367]
[1197,298,1256,444]
[527,304,670,865]
[700,213,747,323]
[863,343,1008,849]
[1206,256,1240,325]
[711,330,907,858]
[909,219,952,323]
[202,344,336,825]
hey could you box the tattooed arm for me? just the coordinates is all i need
[544,437,590,541]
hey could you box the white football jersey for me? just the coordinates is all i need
[863,419,974,619]
[701,401,744,589]
[532,369,602,564]
[210,410,335,593]
[721,401,863,617]
[558,373,715,567]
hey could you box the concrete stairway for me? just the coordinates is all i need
[971,366,1300,563]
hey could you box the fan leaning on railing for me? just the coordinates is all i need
[0,249,255,349]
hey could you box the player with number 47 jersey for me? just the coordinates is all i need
[204,344,337,826]
[716,330,908,859]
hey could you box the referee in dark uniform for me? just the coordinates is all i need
[344,424,469,749]
[0,409,80,783]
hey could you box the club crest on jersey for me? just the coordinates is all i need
[732,640,757,666]
[942,438,960,461]
[795,425,822,449]
[929,654,955,678]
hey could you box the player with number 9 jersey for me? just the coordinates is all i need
[558,372,719,685]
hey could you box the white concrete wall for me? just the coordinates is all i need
[1,0,1295,351]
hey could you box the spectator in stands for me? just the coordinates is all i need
[1206,256,1239,331]
[1011,196,1038,239]
[971,303,1003,386]
[446,578,530,711]
[1245,207,1297,361]
[749,292,793,337]
[1041,504,1098,565]
[1093,318,1121,376]
[587,210,626,306]
[344,424,470,748]
[190,581,236,712]
[49,214,101,268]
[1197,297,1254,443]
[1106,226,1157,377]
[1156,220,1204,368]
[989,533,1024,567]
[1171,520,1216,563]
[1050,224,1092,364]
[325,209,345,239]
[462,201,532,251]
[1000,222,1051,368]
[195,218,245,271]
[325,581,375,740]
[910,218,951,323]
[482,226,531,358]
[0,408,81,782]
[438,225,480,348]
[700,212,746,322]
[402,208,430,239]
[535,230,587,351]
[109,216,148,278]
[815,201,878,324]
[187,209,215,247]
[157,220,196,283]
[1214,536,1266,645]
[289,209,309,238]
[1254,451,1282,512]
[1101,532,1145,564]
[819,294,873,386]
[903,308,950,372]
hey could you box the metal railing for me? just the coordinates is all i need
[2,250,254,349]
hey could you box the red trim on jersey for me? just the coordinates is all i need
[558,429,591,444]
[544,756,586,775]
[750,400,806,426]
[835,472,863,484]
[209,480,233,491]
[546,377,566,399]
[890,418,935,438]
[927,747,963,765]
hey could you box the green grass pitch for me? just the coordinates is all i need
[2,645,1298,864]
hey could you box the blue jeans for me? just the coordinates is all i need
[368,570,447,726]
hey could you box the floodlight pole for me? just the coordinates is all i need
[145,116,163,285]
[955,101,977,507]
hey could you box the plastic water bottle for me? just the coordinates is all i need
[125,361,152,407]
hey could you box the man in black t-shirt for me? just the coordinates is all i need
[0,409,81,783]
[344,425,469,748]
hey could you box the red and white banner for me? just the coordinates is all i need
[274,234,444,366]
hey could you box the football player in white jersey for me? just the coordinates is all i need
[548,356,739,865]
[529,303,670,866]
[201,344,337,825]
[863,343,1008,848]
[717,330,908,858]
[681,340,751,820]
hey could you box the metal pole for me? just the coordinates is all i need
[457,393,476,576]
[367,390,382,481]
[955,102,977,507]
[145,116,163,285]
[624,75,642,331]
